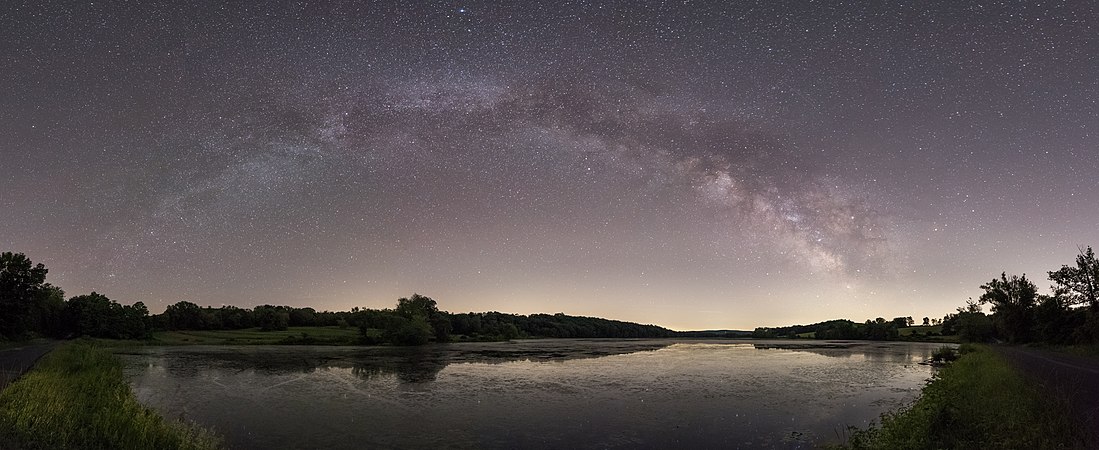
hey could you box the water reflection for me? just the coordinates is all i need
[119,340,951,449]
[120,339,675,385]
[752,341,943,363]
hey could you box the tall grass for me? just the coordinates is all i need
[0,341,221,450]
[839,344,1087,449]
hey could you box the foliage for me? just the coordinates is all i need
[0,252,50,339]
[1048,246,1099,309]
[254,305,290,331]
[450,311,670,340]
[164,301,207,330]
[394,294,448,342]
[839,345,1086,449]
[0,341,221,449]
[941,300,994,343]
[751,318,915,341]
[929,346,957,363]
[65,292,150,339]
[978,272,1038,342]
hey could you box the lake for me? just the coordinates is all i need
[119,339,949,449]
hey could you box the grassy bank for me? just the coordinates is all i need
[149,326,360,345]
[0,341,221,450]
[839,344,1086,449]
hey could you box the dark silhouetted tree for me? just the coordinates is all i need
[942,300,994,342]
[165,301,206,330]
[395,294,448,343]
[288,307,317,326]
[978,273,1038,343]
[255,305,290,331]
[65,292,148,339]
[37,283,67,337]
[0,252,49,338]
[1048,246,1099,309]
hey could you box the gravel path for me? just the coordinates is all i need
[0,341,58,390]
[996,346,1099,447]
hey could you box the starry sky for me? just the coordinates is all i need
[2,1,1097,330]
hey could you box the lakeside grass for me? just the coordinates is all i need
[0,341,221,450]
[149,326,360,345]
[838,344,1087,449]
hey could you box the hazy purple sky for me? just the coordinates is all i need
[2,1,1096,329]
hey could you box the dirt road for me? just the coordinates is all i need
[0,341,58,390]
[996,346,1099,446]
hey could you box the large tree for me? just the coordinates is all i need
[164,300,206,330]
[1048,246,1099,309]
[978,272,1038,342]
[0,252,49,338]
[395,294,450,342]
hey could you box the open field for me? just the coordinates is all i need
[898,325,942,336]
[0,341,220,449]
[897,325,959,342]
[150,326,360,345]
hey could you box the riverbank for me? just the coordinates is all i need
[838,344,1088,449]
[0,340,221,449]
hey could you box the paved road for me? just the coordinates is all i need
[0,341,58,390]
[996,346,1099,447]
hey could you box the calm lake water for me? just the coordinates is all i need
[119,339,949,449]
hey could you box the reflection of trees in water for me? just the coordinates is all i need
[751,342,942,363]
[351,341,674,384]
[146,340,673,385]
[351,348,449,383]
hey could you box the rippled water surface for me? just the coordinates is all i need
[119,339,948,449]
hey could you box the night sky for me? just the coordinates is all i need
[2,1,1096,330]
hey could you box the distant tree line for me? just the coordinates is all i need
[1,251,673,345]
[751,317,917,340]
[751,246,1099,345]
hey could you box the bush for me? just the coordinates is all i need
[931,346,958,363]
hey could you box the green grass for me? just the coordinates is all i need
[897,325,941,336]
[0,341,221,450]
[149,326,360,345]
[838,344,1087,449]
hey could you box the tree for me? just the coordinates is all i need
[979,273,1038,343]
[255,305,290,331]
[922,317,930,327]
[1048,246,1099,309]
[165,301,205,330]
[1032,294,1079,344]
[120,301,150,339]
[395,294,449,342]
[0,252,49,338]
[37,284,68,337]
[288,307,317,326]
[395,294,439,319]
[942,300,993,342]
[387,315,433,345]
